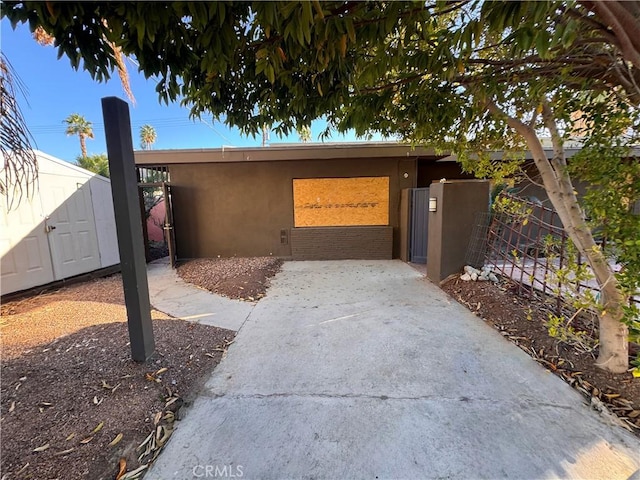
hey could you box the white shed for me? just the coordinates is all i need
[1,151,120,295]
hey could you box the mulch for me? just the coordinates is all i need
[1,255,284,480]
[441,276,640,437]
[177,257,283,301]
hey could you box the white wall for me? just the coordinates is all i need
[0,191,55,294]
[1,151,119,295]
[89,176,120,267]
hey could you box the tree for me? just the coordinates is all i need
[64,113,94,158]
[297,125,312,143]
[0,53,38,210]
[325,2,640,373]
[33,25,136,104]
[76,153,109,178]
[5,1,639,373]
[139,124,157,150]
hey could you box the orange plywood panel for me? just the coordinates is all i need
[293,177,389,227]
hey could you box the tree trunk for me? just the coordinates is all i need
[80,135,87,158]
[486,99,629,373]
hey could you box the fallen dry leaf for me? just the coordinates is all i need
[91,421,104,434]
[79,436,94,444]
[108,433,124,447]
[153,411,162,426]
[53,448,75,456]
[101,380,114,390]
[144,373,160,383]
[115,457,127,480]
[120,464,148,480]
[33,443,50,452]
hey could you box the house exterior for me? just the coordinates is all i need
[134,142,474,261]
[1,151,119,296]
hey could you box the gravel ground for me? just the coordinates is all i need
[1,257,282,479]
[177,256,283,301]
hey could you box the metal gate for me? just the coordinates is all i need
[137,165,176,268]
[137,182,177,268]
[410,187,430,263]
[162,182,177,268]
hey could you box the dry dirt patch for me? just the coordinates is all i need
[441,276,640,437]
[1,275,234,480]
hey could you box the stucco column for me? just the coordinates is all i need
[427,180,490,283]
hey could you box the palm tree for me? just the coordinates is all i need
[297,125,312,142]
[64,113,94,158]
[76,153,109,178]
[0,53,38,210]
[139,124,157,150]
[34,26,136,104]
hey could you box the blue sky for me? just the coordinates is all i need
[2,19,382,162]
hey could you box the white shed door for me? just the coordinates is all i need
[44,181,101,280]
[0,197,55,294]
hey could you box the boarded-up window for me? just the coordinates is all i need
[293,177,389,227]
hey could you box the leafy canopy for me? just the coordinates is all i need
[76,153,109,178]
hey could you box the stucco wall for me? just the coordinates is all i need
[427,180,491,282]
[168,157,416,259]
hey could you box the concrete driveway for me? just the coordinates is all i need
[147,260,639,480]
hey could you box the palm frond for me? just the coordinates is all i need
[0,53,38,211]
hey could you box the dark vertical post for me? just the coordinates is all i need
[102,96,155,362]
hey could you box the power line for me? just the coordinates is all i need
[28,117,219,134]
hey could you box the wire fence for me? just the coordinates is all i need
[479,193,638,314]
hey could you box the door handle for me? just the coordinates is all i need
[46,225,57,233]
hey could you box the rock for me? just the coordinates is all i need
[470,272,478,281]
[460,273,472,281]
[478,274,488,281]
[464,265,480,276]
[488,273,499,283]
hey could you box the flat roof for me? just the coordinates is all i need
[134,142,444,165]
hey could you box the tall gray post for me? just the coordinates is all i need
[102,96,155,362]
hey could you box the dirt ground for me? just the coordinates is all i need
[177,257,283,301]
[441,276,640,437]
[0,257,281,480]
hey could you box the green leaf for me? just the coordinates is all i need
[536,31,549,58]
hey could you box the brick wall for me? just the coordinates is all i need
[290,226,393,260]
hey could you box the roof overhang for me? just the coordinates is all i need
[134,142,444,165]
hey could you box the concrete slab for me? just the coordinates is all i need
[146,260,254,331]
[147,260,640,480]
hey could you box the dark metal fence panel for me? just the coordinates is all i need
[484,193,638,313]
[136,165,170,185]
[410,188,429,264]
[465,212,492,268]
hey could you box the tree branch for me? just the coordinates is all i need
[582,1,640,69]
